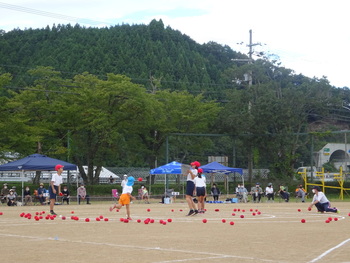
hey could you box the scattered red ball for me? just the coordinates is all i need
[308,207,312,211]
[137,219,141,223]
[99,215,104,219]
[167,218,172,223]
[250,209,253,212]
[215,209,220,212]
[233,209,237,212]
[147,209,151,212]
[257,212,261,215]
[124,219,129,223]
[179,209,183,212]
[62,216,66,220]
[328,217,333,221]
[232,213,236,216]
[242,209,245,212]
[334,217,338,221]
[301,219,306,223]
[85,218,90,222]
[96,217,100,221]
[71,211,75,214]
[116,209,119,212]
[298,209,301,212]
[202,219,207,223]
[252,213,256,216]
[325,220,330,223]
[150,219,155,223]
[240,215,245,218]
[222,219,226,223]
[230,221,235,225]
[104,218,109,221]
[162,221,167,225]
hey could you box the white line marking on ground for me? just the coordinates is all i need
[307,238,350,263]
[0,233,282,263]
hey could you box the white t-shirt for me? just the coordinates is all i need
[194,176,206,187]
[51,173,63,186]
[121,179,127,188]
[312,192,329,204]
[187,168,198,182]
[122,185,133,195]
[265,186,274,194]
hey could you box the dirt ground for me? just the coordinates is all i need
[0,198,349,263]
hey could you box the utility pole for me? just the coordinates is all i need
[232,29,261,182]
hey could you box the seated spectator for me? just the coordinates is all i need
[61,186,70,205]
[265,183,274,202]
[1,183,9,204]
[7,189,17,206]
[23,186,33,206]
[295,184,307,202]
[140,185,150,203]
[278,184,290,202]
[250,183,263,203]
[11,186,19,201]
[78,184,91,204]
[109,176,115,184]
[211,183,221,201]
[37,183,47,205]
[160,189,173,204]
[238,184,248,203]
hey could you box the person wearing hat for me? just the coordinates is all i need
[308,186,338,213]
[1,183,9,204]
[121,174,128,189]
[295,184,307,202]
[194,168,206,213]
[48,164,64,215]
[37,183,47,205]
[265,183,274,202]
[278,184,290,202]
[110,176,136,220]
[183,161,200,216]
[250,183,263,203]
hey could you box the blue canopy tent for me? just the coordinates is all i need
[150,161,183,198]
[200,161,243,196]
[0,154,77,203]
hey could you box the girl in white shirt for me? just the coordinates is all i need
[194,168,206,213]
[184,161,200,216]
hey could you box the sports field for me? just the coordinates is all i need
[0,199,349,263]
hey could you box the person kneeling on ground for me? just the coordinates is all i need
[308,186,338,213]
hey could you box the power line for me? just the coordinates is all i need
[0,2,112,27]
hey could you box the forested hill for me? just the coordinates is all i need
[0,19,245,93]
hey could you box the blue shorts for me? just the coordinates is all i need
[48,185,58,199]
[186,181,195,196]
[196,187,206,197]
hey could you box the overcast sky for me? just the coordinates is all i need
[1,0,349,88]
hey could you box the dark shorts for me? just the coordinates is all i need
[48,185,58,199]
[196,187,206,197]
[186,181,195,196]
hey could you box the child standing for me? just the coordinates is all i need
[49,164,63,215]
[110,176,135,220]
[194,168,206,213]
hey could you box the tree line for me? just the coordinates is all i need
[1,19,350,184]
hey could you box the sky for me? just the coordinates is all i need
[1,0,349,88]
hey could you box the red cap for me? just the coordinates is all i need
[198,168,203,173]
[190,161,201,168]
[55,164,64,171]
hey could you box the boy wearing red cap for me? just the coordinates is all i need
[49,164,64,215]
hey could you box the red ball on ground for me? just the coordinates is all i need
[144,220,149,224]
[298,209,301,212]
[159,220,164,224]
[232,213,236,216]
[301,219,306,223]
[222,219,226,223]
[85,218,90,222]
[334,217,338,221]
[250,209,253,212]
[35,212,39,215]
[124,219,129,223]
[242,209,245,212]
[162,221,167,225]
[150,219,155,223]
[252,213,256,216]
[62,216,66,220]
[96,217,100,221]
[99,215,104,219]
[308,207,312,211]
[167,218,172,223]
[328,217,333,221]
[71,211,75,214]
[233,209,237,212]
[325,220,330,223]
[104,218,109,221]
[75,217,79,221]
[147,209,151,212]
[240,215,244,218]
[230,221,235,225]
[257,212,261,215]
[202,219,207,223]
[120,218,124,222]
[215,209,219,212]
[179,209,183,212]
[137,219,141,223]
[116,209,119,212]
